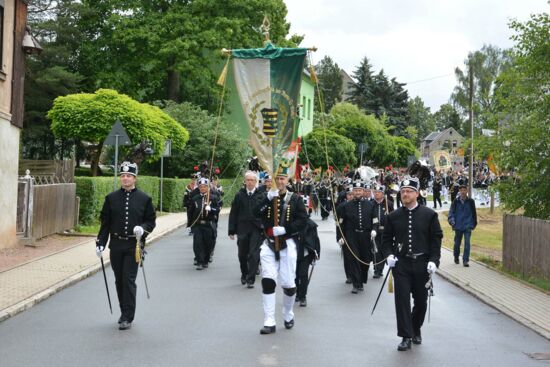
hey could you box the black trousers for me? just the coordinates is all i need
[237,230,262,283]
[110,249,139,322]
[433,193,442,208]
[193,223,215,265]
[392,257,430,338]
[320,199,331,219]
[344,230,372,288]
[296,255,313,300]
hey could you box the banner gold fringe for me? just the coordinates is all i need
[309,64,318,83]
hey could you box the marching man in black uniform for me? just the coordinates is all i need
[189,177,221,270]
[339,182,374,293]
[254,168,308,334]
[317,178,332,220]
[370,182,393,278]
[95,162,156,330]
[381,176,443,351]
[228,171,263,288]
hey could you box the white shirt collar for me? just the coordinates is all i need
[406,202,419,211]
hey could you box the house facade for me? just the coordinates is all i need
[420,127,465,170]
[1,0,28,248]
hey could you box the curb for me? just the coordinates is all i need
[0,215,189,323]
[438,267,550,341]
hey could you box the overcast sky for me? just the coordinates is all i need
[284,0,549,111]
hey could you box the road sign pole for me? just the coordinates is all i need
[160,155,164,213]
[114,134,119,191]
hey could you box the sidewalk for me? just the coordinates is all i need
[438,248,550,340]
[1,210,549,341]
[0,211,188,322]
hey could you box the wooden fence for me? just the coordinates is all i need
[503,214,550,280]
[31,184,77,239]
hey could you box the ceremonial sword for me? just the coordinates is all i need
[425,272,434,322]
[138,235,151,299]
[100,255,113,314]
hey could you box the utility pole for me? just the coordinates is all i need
[468,62,474,196]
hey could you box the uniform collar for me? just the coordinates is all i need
[121,187,137,193]
[405,202,419,211]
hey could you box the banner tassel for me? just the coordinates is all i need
[135,244,141,264]
[388,271,394,293]
[309,63,318,83]
[217,57,230,86]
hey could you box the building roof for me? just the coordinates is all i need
[422,127,464,143]
[423,132,441,142]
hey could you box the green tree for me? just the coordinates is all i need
[348,57,375,110]
[159,101,251,179]
[48,89,189,176]
[433,103,464,133]
[315,55,343,112]
[329,103,398,165]
[451,44,512,129]
[492,12,550,219]
[407,96,435,145]
[392,136,419,167]
[299,128,357,170]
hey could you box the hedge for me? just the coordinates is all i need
[75,176,244,225]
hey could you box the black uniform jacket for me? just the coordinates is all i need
[254,191,308,241]
[97,188,156,251]
[189,191,221,226]
[371,198,393,233]
[381,205,443,266]
[340,198,374,232]
[228,188,263,236]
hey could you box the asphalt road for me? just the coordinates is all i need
[0,213,548,367]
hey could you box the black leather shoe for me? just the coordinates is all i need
[412,335,422,345]
[358,286,364,292]
[119,321,132,330]
[196,264,203,270]
[247,282,254,289]
[397,337,412,351]
[351,287,359,294]
[118,316,123,324]
[284,319,294,329]
[241,276,246,285]
[260,325,276,335]
[454,257,459,264]
[373,273,381,279]
[345,278,352,284]
[299,298,307,307]
[203,263,209,269]
[463,262,470,267]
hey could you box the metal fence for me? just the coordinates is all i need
[19,159,75,183]
[503,214,550,280]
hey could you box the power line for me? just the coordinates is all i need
[405,73,455,85]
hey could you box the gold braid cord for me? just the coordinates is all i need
[308,51,387,267]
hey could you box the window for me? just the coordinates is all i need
[307,98,311,120]
[453,140,458,147]
[302,96,306,117]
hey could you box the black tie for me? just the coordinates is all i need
[248,192,252,197]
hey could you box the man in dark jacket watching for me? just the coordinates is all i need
[228,171,263,288]
[448,184,477,267]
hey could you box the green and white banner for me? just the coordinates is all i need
[232,43,307,176]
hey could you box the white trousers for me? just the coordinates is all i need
[260,238,297,326]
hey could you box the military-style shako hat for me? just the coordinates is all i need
[263,173,272,181]
[198,177,210,186]
[400,176,420,191]
[372,183,385,192]
[362,181,372,190]
[352,181,364,190]
[457,178,467,189]
[120,161,138,176]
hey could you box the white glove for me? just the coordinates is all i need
[338,238,345,246]
[427,261,437,274]
[273,226,286,236]
[267,190,279,201]
[96,246,104,258]
[133,225,144,238]
[387,255,398,268]
[370,230,377,239]
[205,205,211,212]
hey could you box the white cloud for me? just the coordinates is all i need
[284,0,549,111]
